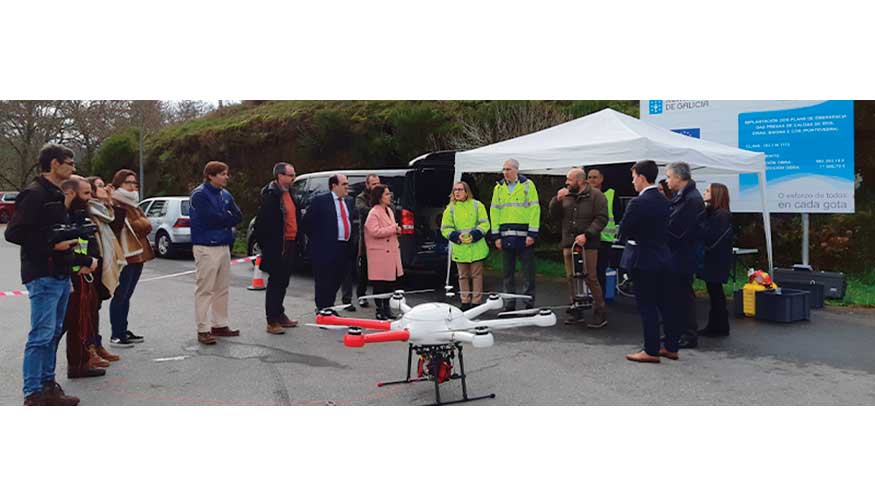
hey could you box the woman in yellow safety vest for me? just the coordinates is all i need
[440,181,490,310]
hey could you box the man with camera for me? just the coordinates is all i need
[4,144,97,405]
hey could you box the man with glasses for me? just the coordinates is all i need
[303,173,357,312]
[5,143,96,405]
[254,162,301,334]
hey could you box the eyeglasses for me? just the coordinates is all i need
[62,160,76,167]
[280,172,295,177]
[452,188,465,192]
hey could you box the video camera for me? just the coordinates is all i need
[50,210,97,244]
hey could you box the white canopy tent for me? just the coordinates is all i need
[445,108,773,272]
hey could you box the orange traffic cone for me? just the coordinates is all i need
[247,255,267,291]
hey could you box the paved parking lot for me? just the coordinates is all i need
[1,230,873,405]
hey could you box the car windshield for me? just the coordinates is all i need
[181,199,190,216]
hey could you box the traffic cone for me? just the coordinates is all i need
[247,255,267,291]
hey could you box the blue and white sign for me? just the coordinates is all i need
[640,100,855,213]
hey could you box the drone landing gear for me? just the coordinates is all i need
[377,343,496,406]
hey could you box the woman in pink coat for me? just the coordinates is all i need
[364,184,404,320]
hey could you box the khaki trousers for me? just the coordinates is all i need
[562,247,606,313]
[457,260,485,304]
[193,245,231,333]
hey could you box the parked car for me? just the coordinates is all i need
[137,196,192,258]
[0,191,18,223]
[247,159,474,280]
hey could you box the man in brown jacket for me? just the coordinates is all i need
[548,167,609,328]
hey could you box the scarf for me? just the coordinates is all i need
[112,188,139,207]
[88,200,127,295]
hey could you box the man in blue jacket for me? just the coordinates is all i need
[618,160,675,363]
[189,161,243,345]
[665,161,706,349]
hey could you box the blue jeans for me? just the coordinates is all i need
[110,263,143,339]
[23,276,72,396]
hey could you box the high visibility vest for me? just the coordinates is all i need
[489,176,540,241]
[72,237,88,273]
[601,188,617,243]
[441,199,490,263]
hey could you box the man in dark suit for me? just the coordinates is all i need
[617,160,676,363]
[665,161,706,349]
[302,174,357,311]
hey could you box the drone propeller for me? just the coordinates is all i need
[304,323,349,330]
[358,289,435,301]
[318,304,354,313]
[497,305,566,318]
[458,291,534,300]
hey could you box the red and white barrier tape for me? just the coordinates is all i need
[0,255,259,298]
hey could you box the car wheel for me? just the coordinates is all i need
[156,231,175,258]
[0,212,9,224]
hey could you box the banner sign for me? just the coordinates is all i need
[640,100,855,213]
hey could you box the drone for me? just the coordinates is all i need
[309,289,557,406]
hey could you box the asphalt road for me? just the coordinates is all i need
[1,227,873,405]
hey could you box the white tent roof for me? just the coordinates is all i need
[446,107,773,273]
[454,108,766,176]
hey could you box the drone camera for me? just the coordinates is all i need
[538,309,552,316]
[318,309,338,317]
[487,293,500,301]
[473,326,490,336]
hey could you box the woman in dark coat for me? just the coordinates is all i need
[697,183,733,337]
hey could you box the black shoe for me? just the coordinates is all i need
[699,329,729,338]
[125,330,144,343]
[68,367,106,379]
[110,337,136,348]
[375,312,388,321]
[358,298,370,308]
[460,303,471,311]
[344,304,357,312]
[678,334,699,349]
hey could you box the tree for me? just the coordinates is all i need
[0,100,68,189]
[61,100,135,175]
[167,100,215,124]
[448,101,572,151]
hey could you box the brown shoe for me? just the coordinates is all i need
[587,311,608,329]
[659,347,679,360]
[625,351,661,363]
[87,346,111,368]
[41,381,80,406]
[96,345,120,362]
[24,392,47,406]
[211,326,240,337]
[197,332,217,345]
[279,315,298,328]
[266,323,285,335]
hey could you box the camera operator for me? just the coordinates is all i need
[4,144,96,406]
[61,177,110,379]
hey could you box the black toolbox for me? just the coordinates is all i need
[773,266,846,300]
[755,289,811,323]
[781,282,825,309]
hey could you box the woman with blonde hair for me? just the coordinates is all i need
[440,181,490,310]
